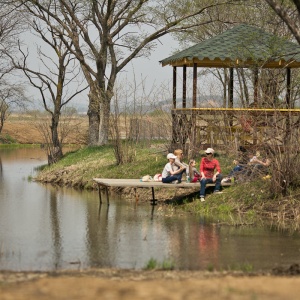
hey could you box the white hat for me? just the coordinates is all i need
[167,153,177,159]
[204,148,215,154]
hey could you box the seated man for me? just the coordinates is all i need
[248,155,271,178]
[222,153,271,182]
[222,146,249,183]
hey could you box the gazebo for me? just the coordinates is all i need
[160,24,300,152]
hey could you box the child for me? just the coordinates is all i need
[162,153,184,184]
[188,159,201,183]
[173,149,188,173]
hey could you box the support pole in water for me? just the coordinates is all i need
[98,185,102,204]
[105,186,110,205]
[151,187,157,206]
[97,184,110,205]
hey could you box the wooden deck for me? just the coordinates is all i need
[93,178,231,204]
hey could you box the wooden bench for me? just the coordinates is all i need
[93,178,232,205]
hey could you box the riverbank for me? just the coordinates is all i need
[33,143,300,229]
[1,268,300,300]
[1,136,298,227]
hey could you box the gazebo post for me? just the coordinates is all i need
[229,68,234,108]
[179,64,187,149]
[253,67,259,145]
[172,66,177,144]
[193,63,197,107]
[253,68,260,145]
[223,68,227,107]
[285,67,292,140]
[173,66,177,109]
[190,63,198,156]
[183,65,187,108]
[228,68,234,126]
[286,68,291,108]
[254,68,259,106]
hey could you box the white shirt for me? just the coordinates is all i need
[162,162,174,178]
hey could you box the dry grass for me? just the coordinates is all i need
[1,114,88,144]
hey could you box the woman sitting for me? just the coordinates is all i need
[199,148,223,202]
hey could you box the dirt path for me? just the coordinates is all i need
[1,269,300,300]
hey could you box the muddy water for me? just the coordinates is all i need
[0,147,300,272]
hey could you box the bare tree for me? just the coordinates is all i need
[0,2,28,135]
[265,0,300,44]
[110,73,171,164]
[258,0,300,196]
[0,2,19,78]
[0,85,27,134]
[16,0,238,146]
[8,21,88,163]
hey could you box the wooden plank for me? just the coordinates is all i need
[93,178,232,188]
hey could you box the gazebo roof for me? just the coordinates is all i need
[160,24,300,68]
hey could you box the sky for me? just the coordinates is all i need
[22,30,181,112]
[21,29,222,113]
[122,34,178,87]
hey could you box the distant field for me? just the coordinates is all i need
[1,113,171,144]
[1,114,89,144]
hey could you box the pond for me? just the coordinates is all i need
[0,147,300,272]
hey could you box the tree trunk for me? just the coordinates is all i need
[0,102,8,134]
[48,114,63,164]
[87,81,113,146]
[51,114,60,149]
[87,90,100,146]
[98,99,110,145]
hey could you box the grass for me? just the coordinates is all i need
[36,143,168,189]
[206,262,254,273]
[36,144,234,189]
[144,258,175,270]
[145,258,158,270]
[225,262,254,273]
[0,143,41,148]
[182,179,300,228]
[0,133,17,144]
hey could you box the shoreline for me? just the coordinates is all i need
[1,268,300,300]
[2,142,300,227]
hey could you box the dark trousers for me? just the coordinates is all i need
[162,173,183,183]
[199,174,222,197]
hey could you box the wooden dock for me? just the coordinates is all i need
[93,178,231,204]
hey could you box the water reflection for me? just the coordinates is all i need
[49,189,62,269]
[0,157,2,178]
[197,222,220,268]
[1,147,300,272]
